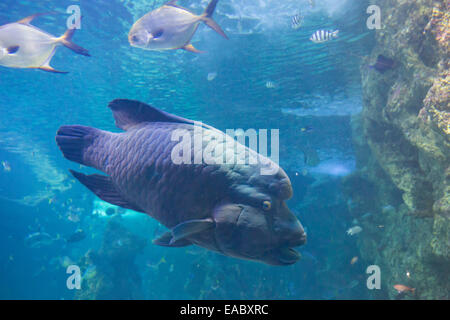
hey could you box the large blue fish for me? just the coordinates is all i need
[56,99,306,265]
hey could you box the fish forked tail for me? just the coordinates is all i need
[201,0,228,39]
[56,27,90,57]
[332,30,340,38]
[55,125,99,167]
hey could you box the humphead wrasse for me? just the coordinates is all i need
[128,0,228,53]
[56,99,307,265]
[0,13,90,73]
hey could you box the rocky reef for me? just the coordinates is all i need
[75,218,147,299]
[343,0,449,299]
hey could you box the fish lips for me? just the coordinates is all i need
[267,234,307,266]
[274,247,302,265]
[235,205,306,266]
[213,202,306,265]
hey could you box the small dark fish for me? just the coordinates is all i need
[66,229,86,243]
[370,55,396,73]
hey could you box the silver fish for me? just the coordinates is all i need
[0,13,90,73]
[310,30,339,43]
[128,0,228,53]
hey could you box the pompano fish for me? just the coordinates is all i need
[56,99,307,265]
[128,0,228,53]
[0,13,90,73]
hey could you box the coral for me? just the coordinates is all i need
[346,0,450,299]
[74,218,147,299]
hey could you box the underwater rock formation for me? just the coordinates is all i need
[345,0,449,299]
[75,217,147,299]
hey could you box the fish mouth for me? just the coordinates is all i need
[274,247,301,265]
[270,233,306,265]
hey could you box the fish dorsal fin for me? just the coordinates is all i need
[17,12,55,25]
[165,0,181,7]
[164,0,187,11]
[108,99,197,131]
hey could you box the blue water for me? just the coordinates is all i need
[1,0,375,299]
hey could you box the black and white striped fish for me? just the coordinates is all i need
[291,14,304,30]
[310,30,339,43]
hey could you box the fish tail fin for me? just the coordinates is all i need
[55,125,100,167]
[201,0,228,39]
[56,28,90,57]
[333,30,340,38]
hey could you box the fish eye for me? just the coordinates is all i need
[153,29,164,38]
[131,35,139,43]
[262,201,272,211]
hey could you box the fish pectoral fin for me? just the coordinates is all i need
[6,46,20,54]
[37,65,69,74]
[153,232,193,247]
[69,170,146,213]
[171,218,214,243]
[17,12,56,25]
[182,44,204,54]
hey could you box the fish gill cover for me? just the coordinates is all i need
[0,0,448,300]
